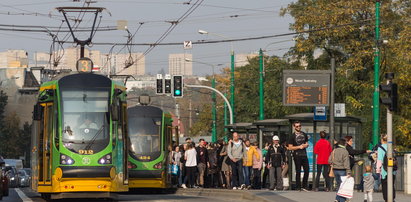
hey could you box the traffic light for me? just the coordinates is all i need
[379,81,398,112]
[173,75,183,98]
[156,78,163,94]
[164,78,172,94]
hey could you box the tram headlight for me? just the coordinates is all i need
[153,162,162,169]
[60,154,75,165]
[98,153,112,164]
[127,161,137,169]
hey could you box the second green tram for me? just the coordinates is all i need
[127,105,173,189]
[31,72,129,199]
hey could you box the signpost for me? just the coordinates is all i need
[283,70,331,106]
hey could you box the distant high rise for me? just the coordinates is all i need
[113,53,145,76]
[58,47,103,71]
[0,49,28,67]
[235,53,258,67]
[169,53,192,76]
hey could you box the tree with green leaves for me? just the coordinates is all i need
[281,0,411,150]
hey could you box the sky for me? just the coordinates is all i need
[0,0,296,76]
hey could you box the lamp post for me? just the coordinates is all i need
[198,29,235,123]
[185,58,222,142]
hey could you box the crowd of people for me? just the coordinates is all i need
[167,121,396,202]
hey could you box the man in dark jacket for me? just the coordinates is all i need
[344,136,371,170]
[266,135,286,190]
[196,139,209,188]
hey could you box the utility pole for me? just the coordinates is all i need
[372,0,381,146]
[330,57,335,145]
[259,48,265,120]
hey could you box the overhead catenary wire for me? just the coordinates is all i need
[115,0,205,74]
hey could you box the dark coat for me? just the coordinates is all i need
[346,144,366,169]
[265,145,286,167]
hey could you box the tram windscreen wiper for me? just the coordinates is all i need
[83,125,104,151]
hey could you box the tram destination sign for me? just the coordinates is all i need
[283,70,331,106]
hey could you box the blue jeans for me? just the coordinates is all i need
[230,159,244,187]
[243,166,252,186]
[334,169,347,202]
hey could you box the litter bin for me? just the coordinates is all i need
[353,160,364,191]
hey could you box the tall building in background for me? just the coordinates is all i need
[0,49,29,67]
[113,53,145,76]
[57,47,103,71]
[169,53,192,76]
[235,53,258,67]
[33,52,51,68]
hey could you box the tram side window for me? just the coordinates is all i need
[54,104,59,150]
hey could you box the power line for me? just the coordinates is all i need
[56,19,372,46]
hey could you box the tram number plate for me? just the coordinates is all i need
[138,156,151,160]
[79,149,94,155]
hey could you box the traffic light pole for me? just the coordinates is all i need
[372,0,381,146]
[186,84,233,125]
[385,77,394,202]
[224,92,228,141]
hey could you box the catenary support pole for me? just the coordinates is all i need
[372,0,381,146]
[259,48,265,120]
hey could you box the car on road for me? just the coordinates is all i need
[18,169,30,187]
[4,166,18,188]
[0,157,9,199]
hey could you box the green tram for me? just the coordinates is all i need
[31,68,129,199]
[127,105,173,189]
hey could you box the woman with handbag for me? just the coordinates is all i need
[329,138,351,202]
[314,131,332,192]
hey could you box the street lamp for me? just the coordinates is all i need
[185,58,222,142]
[198,29,235,123]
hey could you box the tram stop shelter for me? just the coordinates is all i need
[253,119,290,148]
[284,113,363,190]
[225,122,257,143]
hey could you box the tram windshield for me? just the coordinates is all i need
[128,116,162,160]
[61,88,110,154]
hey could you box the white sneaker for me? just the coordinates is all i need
[182,184,187,189]
[240,184,246,190]
[233,187,237,190]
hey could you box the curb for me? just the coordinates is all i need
[175,188,271,202]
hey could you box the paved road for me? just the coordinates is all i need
[3,187,411,202]
[2,188,250,202]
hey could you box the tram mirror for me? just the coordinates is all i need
[111,103,119,121]
[33,104,43,120]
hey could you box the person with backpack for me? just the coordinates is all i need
[376,134,396,202]
[227,132,247,190]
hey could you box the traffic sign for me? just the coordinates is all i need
[183,41,192,50]
[314,106,327,121]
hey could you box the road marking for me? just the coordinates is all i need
[15,188,33,202]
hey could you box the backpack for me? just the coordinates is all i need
[379,146,398,171]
